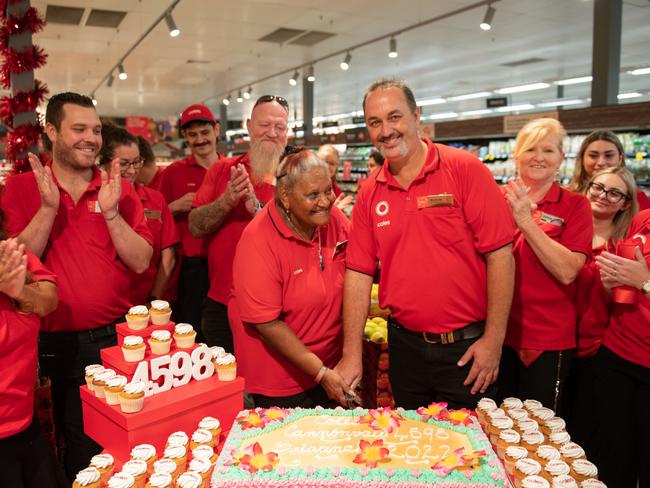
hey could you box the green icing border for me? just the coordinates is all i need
[216,408,505,486]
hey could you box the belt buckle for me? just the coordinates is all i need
[422,332,440,344]
[441,332,455,344]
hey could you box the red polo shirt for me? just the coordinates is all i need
[637,189,650,211]
[2,167,153,332]
[603,209,650,367]
[130,183,179,305]
[148,167,165,190]
[332,181,343,197]
[0,252,56,438]
[192,153,275,305]
[575,243,612,358]
[346,139,514,332]
[229,201,350,396]
[157,156,211,257]
[505,183,592,350]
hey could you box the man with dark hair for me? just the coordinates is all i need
[189,95,289,352]
[1,91,153,481]
[136,135,163,188]
[336,79,515,410]
[156,104,221,333]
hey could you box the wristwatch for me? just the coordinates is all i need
[641,279,650,295]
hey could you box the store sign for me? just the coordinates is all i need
[131,345,215,396]
[486,96,508,108]
[125,116,151,139]
[322,121,339,128]
[352,116,366,124]
[503,111,559,134]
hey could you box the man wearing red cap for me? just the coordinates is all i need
[157,104,222,331]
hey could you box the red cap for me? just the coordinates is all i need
[180,104,216,128]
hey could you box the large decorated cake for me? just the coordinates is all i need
[211,404,508,487]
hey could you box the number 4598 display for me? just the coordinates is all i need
[131,345,214,396]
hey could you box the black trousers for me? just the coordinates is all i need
[252,386,330,409]
[497,345,573,412]
[0,415,67,488]
[38,324,117,483]
[591,346,650,488]
[387,324,496,410]
[176,256,210,341]
[201,297,233,353]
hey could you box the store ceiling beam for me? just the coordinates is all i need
[591,0,622,106]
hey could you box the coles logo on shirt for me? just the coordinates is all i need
[375,201,389,216]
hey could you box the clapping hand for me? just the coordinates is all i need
[0,238,27,299]
[98,158,122,218]
[28,152,59,211]
[504,179,537,228]
[225,164,259,214]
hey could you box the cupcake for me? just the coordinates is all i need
[476,397,498,426]
[73,467,101,488]
[121,460,148,488]
[560,443,586,463]
[149,330,172,355]
[514,458,543,487]
[543,460,571,481]
[209,346,227,371]
[104,375,128,405]
[198,416,221,440]
[517,418,540,435]
[163,444,188,472]
[130,443,158,473]
[190,428,214,450]
[92,369,116,399]
[173,323,197,349]
[188,457,212,485]
[521,430,545,452]
[531,407,555,424]
[119,381,146,413]
[501,397,524,412]
[486,408,508,422]
[548,430,571,450]
[126,305,150,330]
[508,408,530,422]
[166,431,189,448]
[521,475,550,488]
[84,364,104,391]
[145,472,173,488]
[552,475,578,487]
[149,300,172,325]
[191,445,217,465]
[542,417,567,436]
[90,453,115,484]
[175,472,202,488]
[523,399,544,412]
[488,415,514,444]
[570,460,598,483]
[122,335,146,362]
[580,480,606,487]
[107,472,135,488]
[152,458,180,479]
[504,446,529,475]
[534,445,561,466]
[496,428,521,458]
[215,353,237,381]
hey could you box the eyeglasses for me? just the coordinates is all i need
[588,182,629,204]
[119,157,144,171]
[254,95,289,112]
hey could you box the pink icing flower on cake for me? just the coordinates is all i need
[431,447,466,476]
[416,402,449,421]
[441,408,474,426]
[363,407,402,433]
[236,409,267,430]
[237,442,279,474]
[461,449,487,468]
[353,439,390,468]
[261,407,289,423]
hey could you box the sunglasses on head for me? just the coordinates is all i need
[276,145,306,180]
[254,95,289,111]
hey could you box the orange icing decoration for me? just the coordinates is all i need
[353,439,390,468]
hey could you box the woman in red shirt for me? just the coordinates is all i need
[565,167,638,455]
[500,118,592,411]
[0,212,63,486]
[229,148,353,408]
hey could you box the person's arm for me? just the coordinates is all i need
[13,280,58,317]
[99,159,153,274]
[334,269,373,390]
[168,192,196,215]
[150,247,176,299]
[458,244,514,394]
[597,248,650,299]
[248,319,353,405]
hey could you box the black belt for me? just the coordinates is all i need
[183,256,207,266]
[388,316,485,344]
[39,322,117,344]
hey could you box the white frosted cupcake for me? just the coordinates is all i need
[570,460,598,483]
[121,459,147,486]
[544,460,571,480]
[191,445,217,464]
[508,408,530,421]
[531,407,555,423]
[523,399,544,411]
[476,397,498,426]
[107,472,135,488]
[122,335,146,362]
[501,397,524,412]
[209,346,226,369]
[152,458,179,478]
[166,431,189,448]
[149,300,172,325]
[552,475,578,488]
[190,428,214,449]
[198,416,221,439]
[504,445,529,475]
[175,472,202,488]
[542,417,567,436]
[580,480,606,487]
[173,323,197,349]
[125,305,150,330]
[163,444,187,471]
[534,445,561,466]
[84,364,104,391]
[90,453,115,484]
[104,375,128,405]
[215,353,237,381]
[149,330,172,355]
[146,472,173,487]
[560,443,586,463]
[131,443,157,472]
[92,369,116,399]
[119,381,146,413]
[72,467,101,488]
[188,456,212,485]
[549,430,571,449]
[514,458,543,486]
[522,475,550,488]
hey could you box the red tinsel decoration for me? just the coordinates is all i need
[0,79,47,125]
[5,122,41,159]
[0,7,45,46]
[0,46,47,88]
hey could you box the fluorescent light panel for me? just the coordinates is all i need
[448,91,492,101]
[496,104,535,112]
[556,76,592,86]
[617,92,642,99]
[496,82,549,94]
[461,109,493,116]
[536,99,584,107]
[628,67,650,76]
[416,98,446,106]
[425,112,458,120]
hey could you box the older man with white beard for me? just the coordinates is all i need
[189,95,289,352]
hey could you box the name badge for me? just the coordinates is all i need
[87,200,101,213]
[144,209,162,221]
[417,193,455,209]
[539,212,564,226]
[332,240,348,259]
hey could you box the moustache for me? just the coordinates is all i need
[192,141,210,148]
[378,133,401,143]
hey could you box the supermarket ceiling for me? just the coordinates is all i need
[29,0,650,123]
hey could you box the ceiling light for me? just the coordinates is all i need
[243,87,252,99]
[307,65,315,82]
[628,67,650,76]
[461,109,493,116]
[496,104,535,112]
[448,91,492,101]
[223,95,231,105]
[496,82,550,94]
[617,92,642,99]
[340,52,351,71]
[289,70,298,86]
[107,73,114,88]
[425,112,458,120]
[165,13,180,37]
[416,97,446,106]
[555,76,592,85]
[236,90,243,103]
[536,99,585,107]
[118,63,127,80]
[388,38,398,58]
[480,4,495,31]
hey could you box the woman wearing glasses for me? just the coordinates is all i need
[568,130,650,210]
[565,167,638,456]
[229,148,354,408]
[99,123,179,305]
[499,118,592,411]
